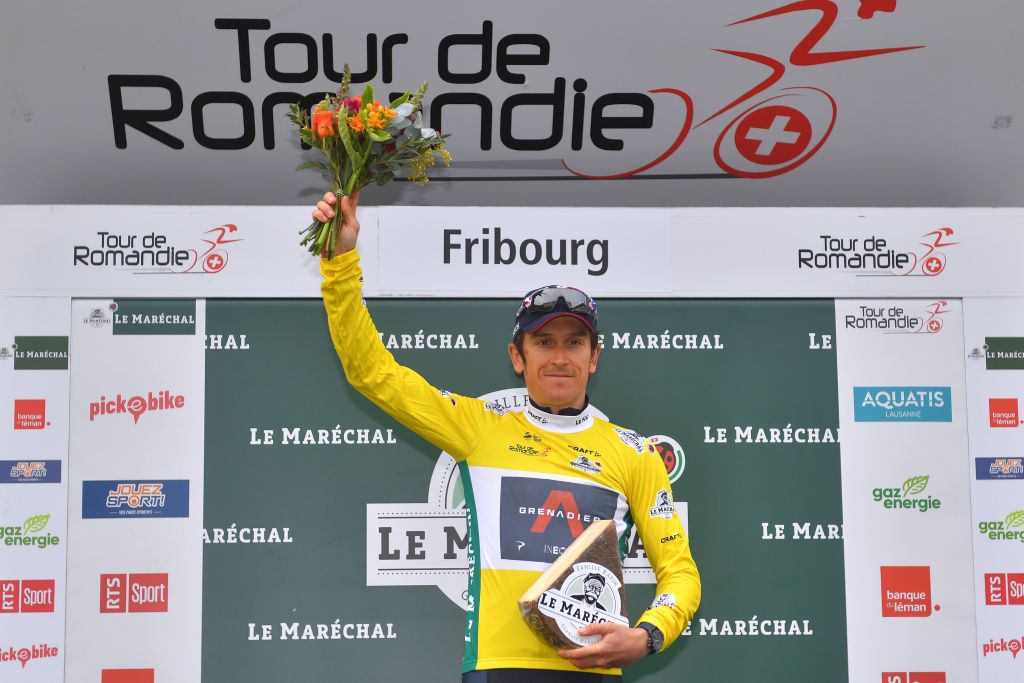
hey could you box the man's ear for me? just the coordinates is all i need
[588,343,602,374]
[508,342,525,374]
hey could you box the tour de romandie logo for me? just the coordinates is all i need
[365,388,687,610]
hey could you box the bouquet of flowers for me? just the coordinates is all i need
[288,65,451,256]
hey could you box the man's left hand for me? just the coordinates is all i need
[557,623,649,670]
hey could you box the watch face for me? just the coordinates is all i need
[646,626,664,653]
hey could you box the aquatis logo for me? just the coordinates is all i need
[853,387,951,422]
[880,565,933,617]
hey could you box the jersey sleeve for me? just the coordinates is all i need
[625,438,701,651]
[320,250,495,460]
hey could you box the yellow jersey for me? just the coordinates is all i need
[322,250,700,675]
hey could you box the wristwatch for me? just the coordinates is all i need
[637,622,664,655]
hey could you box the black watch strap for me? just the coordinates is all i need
[637,622,664,655]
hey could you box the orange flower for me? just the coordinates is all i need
[312,109,335,137]
[347,115,365,132]
[366,111,386,129]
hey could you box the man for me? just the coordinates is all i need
[571,573,610,613]
[314,193,700,683]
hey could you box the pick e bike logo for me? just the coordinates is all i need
[872,475,940,513]
[89,390,186,425]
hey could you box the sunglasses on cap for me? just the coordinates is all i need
[516,286,598,320]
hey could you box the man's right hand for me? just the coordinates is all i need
[314,190,361,258]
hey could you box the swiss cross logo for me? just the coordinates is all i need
[0,579,55,613]
[102,670,155,683]
[881,566,934,617]
[985,573,1024,605]
[990,398,1020,427]
[100,573,168,613]
[13,400,46,429]
[882,674,946,683]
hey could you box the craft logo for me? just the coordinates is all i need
[798,229,956,276]
[981,635,1024,659]
[978,510,1024,542]
[89,390,186,424]
[83,304,115,327]
[984,338,1024,370]
[3,337,69,370]
[854,387,951,422]
[102,669,155,683]
[1,514,61,549]
[975,458,1024,480]
[0,579,56,613]
[100,573,169,613]
[538,562,629,646]
[14,399,48,429]
[74,224,242,274]
[881,674,946,683]
[0,643,59,669]
[880,565,934,617]
[984,573,1024,606]
[1,460,61,484]
[871,475,940,513]
[569,454,602,475]
[82,480,190,518]
[990,398,1021,427]
[648,435,685,484]
[112,299,197,335]
[649,489,677,519]
[844,301,949,334]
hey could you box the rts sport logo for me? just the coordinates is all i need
[990,398,1021,427]
[975,458,1024,480]
[881,565,935,617]
[882,675,945,683]
[984,573,1024,606]
[100,573,168,613]
[89,390,186,425]
[13,399,48,429]
[0,579,55,613]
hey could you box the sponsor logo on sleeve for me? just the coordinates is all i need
[1,461,61,484]
[568,454,602,475]
[100,573,168,613]
[650,592,676,609]
[853,387,951,422]
[82,480,189,518]
[614,428,646,454]
[648,435,685,483]
[880,566,934,617]
[649,489,677,519]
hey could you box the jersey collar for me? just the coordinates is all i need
[524,398,595,433]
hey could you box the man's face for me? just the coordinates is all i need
[583,579,603,603]
[508,316,600,411]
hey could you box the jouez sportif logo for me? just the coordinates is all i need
[978,510,1024,542]
[73,224,242,274]
[1,460,61,484]
[871,475,940,513]
[537,562,628,646]
[975,458,1024,481]
[89,390,186,424]
[880,565,935,617]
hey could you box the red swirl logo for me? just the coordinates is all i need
[15,648,31,668]
[126,395,147,424]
